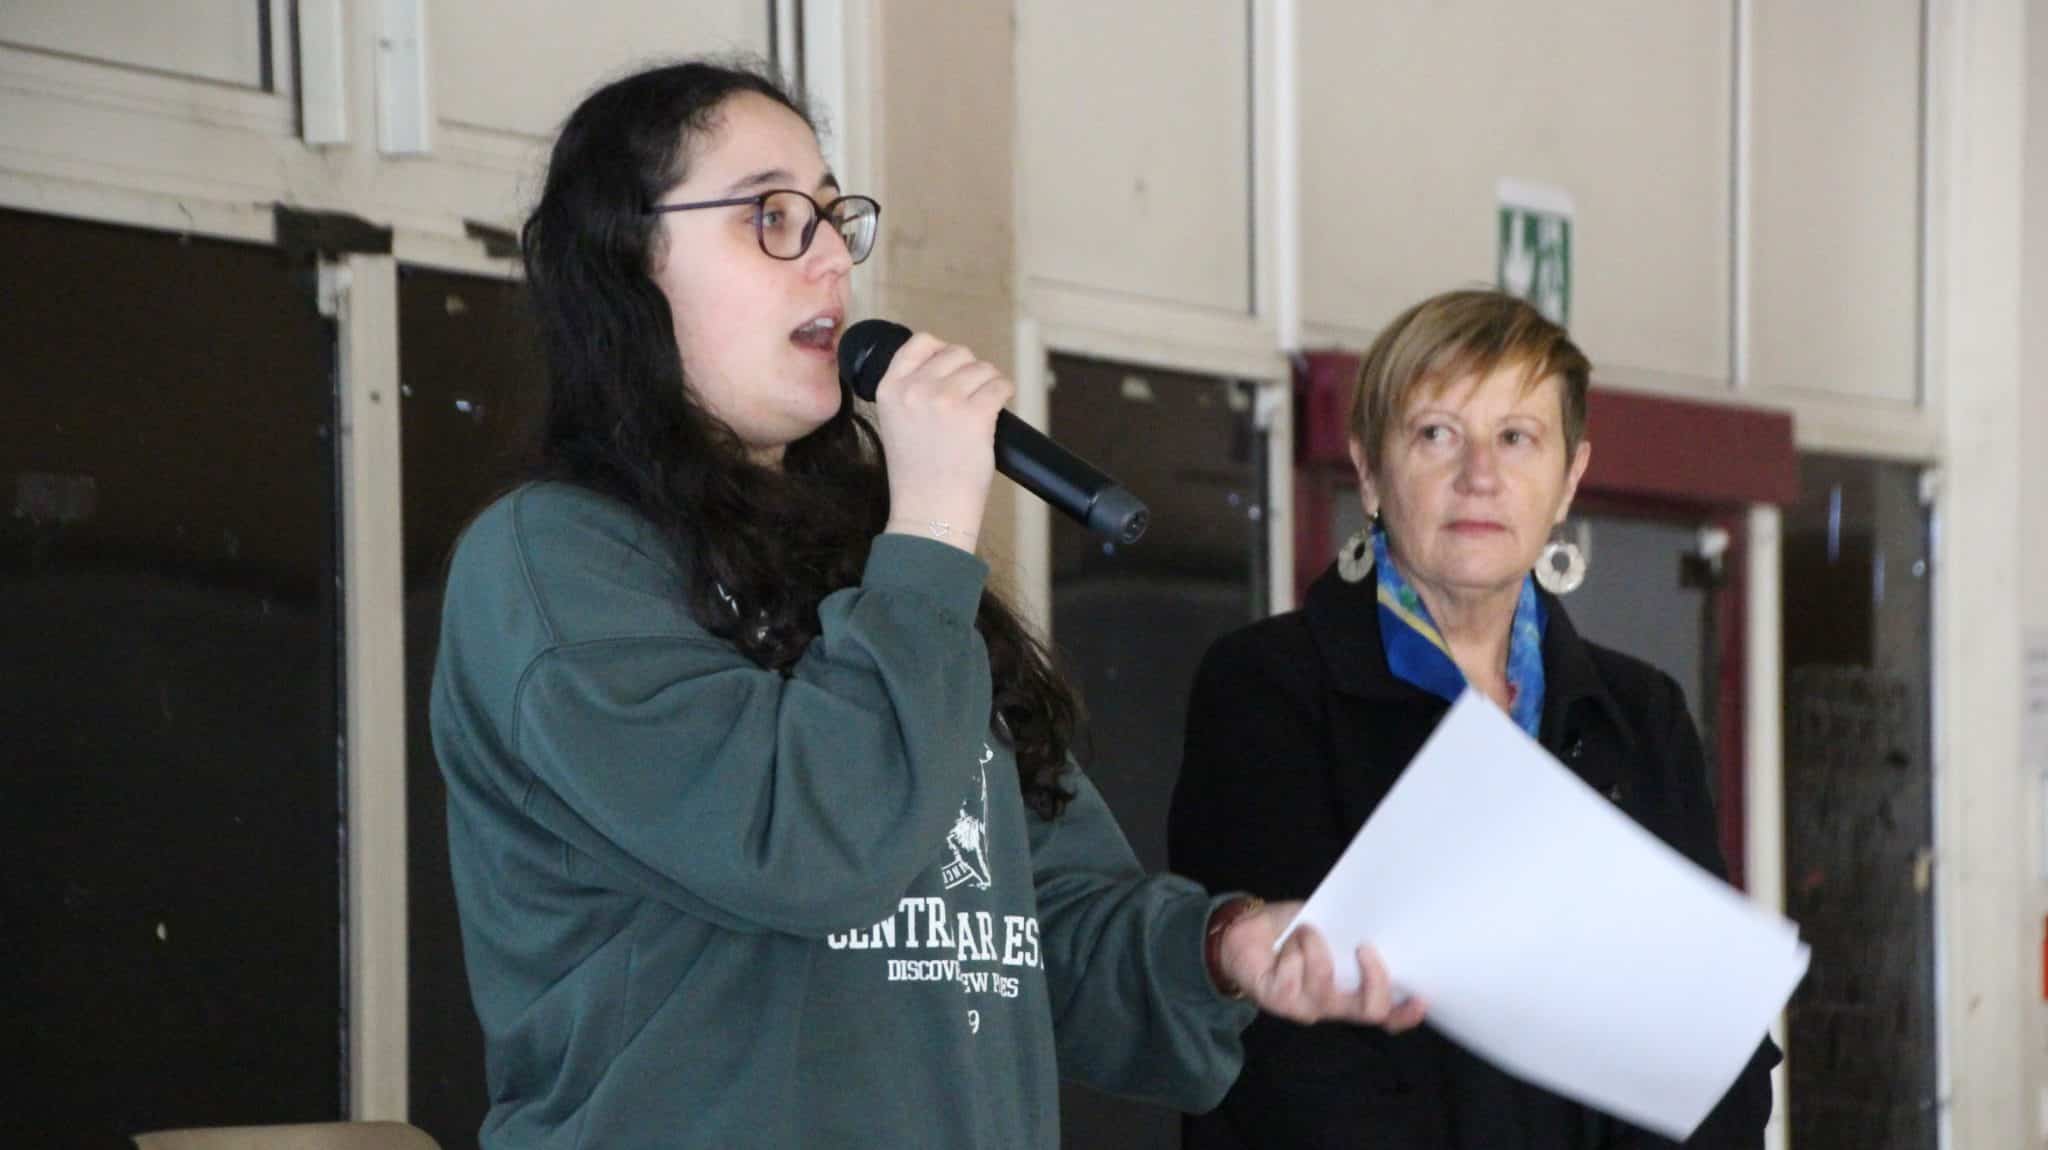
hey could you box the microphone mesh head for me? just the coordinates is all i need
[837,319,913,402]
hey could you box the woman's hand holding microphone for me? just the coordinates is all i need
[867,332,1013,555]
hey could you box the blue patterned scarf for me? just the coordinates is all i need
[1372,528,1547,738]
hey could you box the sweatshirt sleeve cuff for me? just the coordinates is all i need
[863,533,989,624]
[1169,887,1263,1019]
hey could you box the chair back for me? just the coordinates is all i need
[133,1121,442,1150]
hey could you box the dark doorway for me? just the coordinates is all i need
[1780,454,1937,1148]
[1046,352,1271,1150]
[1,208,343,1147]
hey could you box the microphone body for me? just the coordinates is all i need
[839,319,1149,543]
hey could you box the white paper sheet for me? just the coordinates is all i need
[1279,690,1809,1140]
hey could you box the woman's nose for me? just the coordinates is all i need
[805,220,855,279]
[1455,440,1502,491]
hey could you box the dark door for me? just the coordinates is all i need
[1047,352,1271,1150]
[1,208,343,1147]
[1781,455,1937,1147]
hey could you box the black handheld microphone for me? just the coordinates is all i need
[838,319,1150,544]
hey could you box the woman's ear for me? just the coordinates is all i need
[1555,439,1593,524]
[1348,438,1380,519]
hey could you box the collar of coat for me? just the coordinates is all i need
[1301,561,1638,755]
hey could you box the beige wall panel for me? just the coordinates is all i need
[1018,0,1253,314]
[0,0,265,88]
[1748,0,1920,404]
[1299,0,1731,386]
[870,0,1020,581]
[2025,4,2048,631]
[877,0,1013,305]
[432,0,770,139]
[1928,1,2030,1144]
[0,69,296,206]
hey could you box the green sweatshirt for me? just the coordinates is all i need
[430,483,1253,1149]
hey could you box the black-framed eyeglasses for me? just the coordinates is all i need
[647,189,880,264]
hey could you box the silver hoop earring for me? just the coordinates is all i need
[1337,529,1375,583]
[1535,539,1587,595]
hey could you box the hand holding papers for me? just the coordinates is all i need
[1278,690,1809,1140]
[1210,897,1429,1033]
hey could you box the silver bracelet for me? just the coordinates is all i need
[887,518,975,546]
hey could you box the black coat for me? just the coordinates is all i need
[1168,563,1781,1150]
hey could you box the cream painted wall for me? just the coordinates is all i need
[431,0,768,140]
[1747,0,1922,407]
[0,0,268,88]
[2024,4,2048,1136]
[1017,0,1253,317]
[866,0,1022,575]
[1929,1,2031,1144]
[1296,0,1731,390]
[0,1,770,268]
[2026,5,2048,638]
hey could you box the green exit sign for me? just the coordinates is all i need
[1497,179,1573,326]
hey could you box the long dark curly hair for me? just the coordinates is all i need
[520,58,1078,818]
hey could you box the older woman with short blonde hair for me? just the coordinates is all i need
[1170,289,1780,1149]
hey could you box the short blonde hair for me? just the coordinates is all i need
[1348,289,1591,471]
